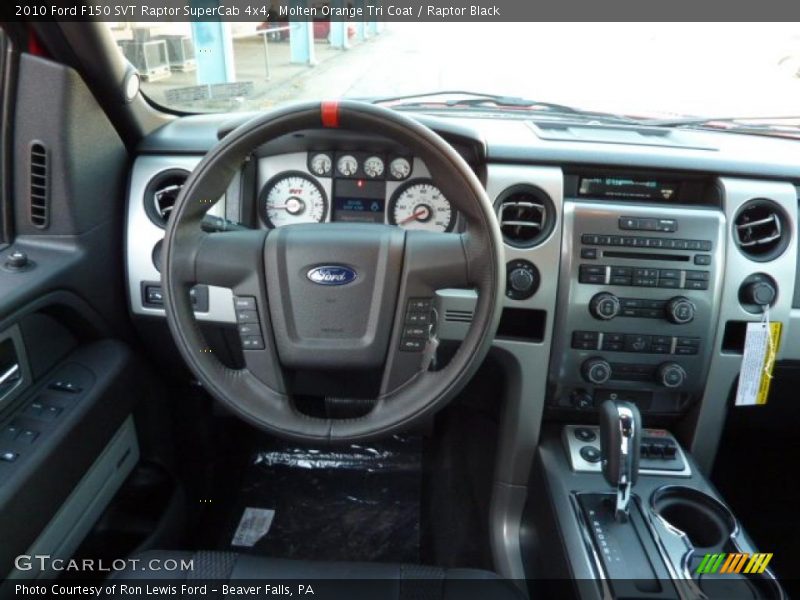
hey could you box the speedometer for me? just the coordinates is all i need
[388,180,454,232]
[261,172,327,228]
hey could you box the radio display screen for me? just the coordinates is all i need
[578,176,679,201]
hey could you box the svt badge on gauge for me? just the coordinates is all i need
[306,265,358,286]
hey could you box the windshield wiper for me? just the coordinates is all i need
[368,90,640,124]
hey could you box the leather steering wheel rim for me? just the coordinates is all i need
[162,100,504,442]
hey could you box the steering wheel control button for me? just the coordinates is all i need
[666,296,696,324]
[579,446,602,463]
[589,292,621,320]
[506,260,540,300]
[574,427,597,442]
[241,336,265,350]
[582,358,612,385]
[238,323,260,336]
[400,298,434,351]
[233,296,257,310]
[235,310,259,324]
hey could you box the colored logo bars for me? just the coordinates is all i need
[696,552,773,575]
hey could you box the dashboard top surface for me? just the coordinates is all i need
[139,110,800,183]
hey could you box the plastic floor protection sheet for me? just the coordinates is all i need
[218,434,423,564]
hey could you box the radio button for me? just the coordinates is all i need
[658,278,680,289]
[590,293,621,320]
[657,362,687,388]
[659,269,681,280]
[639,218,659,231]
[684,280,709,291]
[653,335,672,346]
[619,217,639,230]
[694,254,712,265]
[666,296,696,324]
[651,344,671,354]
[610,266,632,276]
[657,219,677,232]
[685,270,710,281]
[624,334,651,352]
[632,277,658,287]
[581,248,598,259]
[582,358,612,385]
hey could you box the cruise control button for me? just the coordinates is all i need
[407,298,432,311]
[237,323,260,336]
[405,311,431,325]
[233,296,256,310]
[241,336,265,350]
[400,338,425,352]
[403,325,428,338]
[235,310,260,324]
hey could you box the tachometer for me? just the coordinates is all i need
[261,172,327,228]
[388,180,454,232]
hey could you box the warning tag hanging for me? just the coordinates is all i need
[735,319,782,406]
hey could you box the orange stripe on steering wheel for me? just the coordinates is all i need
[321,101,340,128]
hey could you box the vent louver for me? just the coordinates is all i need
[733,199,789,262]
[444,309,473,323]
[29,142,48,228]
[144,169,190,228]
[496,185,554,248]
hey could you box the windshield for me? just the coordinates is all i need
[106,22,800,122]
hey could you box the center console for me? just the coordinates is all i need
[549,198,725,414]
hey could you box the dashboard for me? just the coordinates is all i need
[126,110,800,473]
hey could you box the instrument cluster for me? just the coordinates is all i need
[258,151,457,232]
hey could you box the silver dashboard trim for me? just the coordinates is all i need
[690,178,798,471]
[126,155,235,323]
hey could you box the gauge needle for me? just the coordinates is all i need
[400,208,429,225]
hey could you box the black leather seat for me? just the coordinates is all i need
[113,550,526,600]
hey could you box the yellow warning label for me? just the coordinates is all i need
[756,322,781,405]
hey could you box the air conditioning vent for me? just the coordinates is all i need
[29,142,48,228]
[144,169,190,228]
[733,199,789,262]
[444,309,473,323]
[496,185,555,248]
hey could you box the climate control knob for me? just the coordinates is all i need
[589,293,621,320]
[657,362,687,388]
[582,358,612,385]
[666,296,696,324]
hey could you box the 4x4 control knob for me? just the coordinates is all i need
[582,358,612,385]
[666,296,696,324]
[589,293,621,320]
[657,362,687,388]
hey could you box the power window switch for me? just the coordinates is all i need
[24,401,44,418]
[18,430,39,445]
[0,451,18,463]
[1,425,21,443]
[48,381,82,394]
[40,405,63,422]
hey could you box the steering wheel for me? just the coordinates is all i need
[163,100,504,442]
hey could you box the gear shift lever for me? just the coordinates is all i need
[599,399,641,522]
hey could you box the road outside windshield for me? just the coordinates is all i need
[107,22,800,119]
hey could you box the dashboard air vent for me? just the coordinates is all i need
[29,142,48,228]
[444,309,473,323]
[496,185,555,248]
[733,199,789,262]
[144,169,190,228]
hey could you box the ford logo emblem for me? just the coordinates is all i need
[306,265,358,286]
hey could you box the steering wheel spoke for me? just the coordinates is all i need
[194,229,268,289]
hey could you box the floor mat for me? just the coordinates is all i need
[217,434,423,564]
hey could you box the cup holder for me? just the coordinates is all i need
[652,486,737,550]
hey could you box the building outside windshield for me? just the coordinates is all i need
[107,22,800,122]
